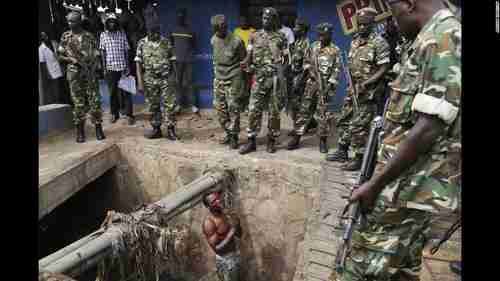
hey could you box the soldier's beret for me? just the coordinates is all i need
[357,7,378,22]
[295,18,309,28]
[316,22,333,34]
[263,7,279,18]
[67,11,82,21]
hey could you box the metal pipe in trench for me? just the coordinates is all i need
[39,170,231,276]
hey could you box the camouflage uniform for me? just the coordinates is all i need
[288,36,311,123]
[338,31,390,157]
[135,35,176,128]
[295,40,340,137]
[246,29,288,139]
[335,9,461,281]
[58,30,103,125]
[211,31,246,137]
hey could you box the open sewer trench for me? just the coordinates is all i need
[39,144,322,281]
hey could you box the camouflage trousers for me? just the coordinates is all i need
[336,97,354,147]
[67,70,103,125]
[216,252,241,281]
[333,199,432,281]
[288,72,309,123]
[247,74,282,139]
[144,75,176,128]
[213,75,244,136]
[294,79,333,137]
[337,99,376,156]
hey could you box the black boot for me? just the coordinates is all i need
[287,135,301,150]
[342,154,363,171]
[144,125,162,139]
[219,134,231,145]
[450,261,461,275]
[76,122,85,143]
[111,114,119,123]
[319,137,328,153]
[305,118,318,134]
[239,136,256,155]
[95,124,105,140]
[229,134,239,149]
[266,137,277,153]
[326,143,349,162]
[166,126,178,141]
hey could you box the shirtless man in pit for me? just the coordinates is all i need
[202,191,242,281]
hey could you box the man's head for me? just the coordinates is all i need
[105,13,119,31]
[385,0,446,39]
[280,15,291,27]
[66,11,82,31]
[211,15,228,38]
[316,23,333,46]
[262,7,279,31]
[202,191,223,214]
[176,8,187,26]
[293,18,309,38]
[40,32,49,43]
[356,7,377,37]
[239,15,249,29]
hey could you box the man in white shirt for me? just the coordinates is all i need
[279,15,295,45]
[39,31,65,105]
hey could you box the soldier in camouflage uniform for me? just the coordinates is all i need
[287,18,318,137]
[135,21,178,140]
[210,15,247,149]
[239,7,289,154]
[287,23,341,153]
[327,8,391,171]
[57,11,105,143]
[332,1,461,280]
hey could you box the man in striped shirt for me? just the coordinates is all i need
[99,13,135,125]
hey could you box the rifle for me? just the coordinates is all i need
[340,51,359,113]
[334,113,385,274]
[312,46,330,109]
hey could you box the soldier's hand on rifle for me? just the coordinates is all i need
[356,82,367,94]
[350,181,379,213]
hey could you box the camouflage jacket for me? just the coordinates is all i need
[211,33,246,81]
[58,30,100,74]
[348,31,390,100]
[248,29,287,77]
[290,37,310,74]
[135,35,174,77]
[304,41,341,95]
[376,9,461,214]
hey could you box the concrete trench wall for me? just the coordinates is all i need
[108,141,322,281]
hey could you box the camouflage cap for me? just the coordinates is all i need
[262,7,279,18]
[294,18,309,29]
[316,22,333,34]
[356,7,378,23]
[210,14,226,28]
[66,11,82,21]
